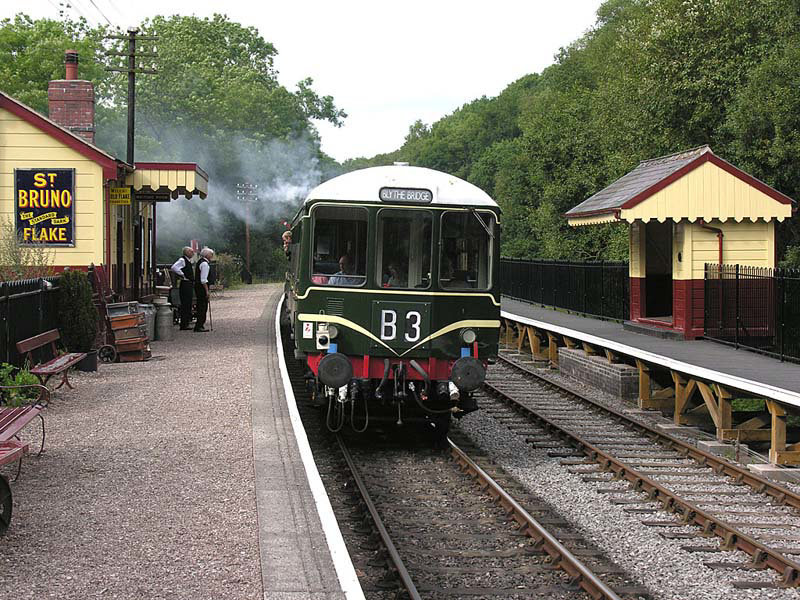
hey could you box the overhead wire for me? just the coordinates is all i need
[85,0,114,27]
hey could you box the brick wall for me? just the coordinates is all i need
[558,347,638,400]
[47,80,95,144]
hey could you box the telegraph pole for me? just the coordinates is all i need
[106,28,157,299]
[236,183,258,282]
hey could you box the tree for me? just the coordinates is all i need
[0,14,110,112]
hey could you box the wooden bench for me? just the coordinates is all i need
[0,384,48,536]
[16,330,86,391]
[0,440,29,534]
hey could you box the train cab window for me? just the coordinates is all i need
[377,209,432,289]
[439,211,495,290]
[311,205,367,287]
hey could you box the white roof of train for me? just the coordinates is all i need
[304,165,499,208]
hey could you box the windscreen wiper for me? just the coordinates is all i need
[469,207,494,239]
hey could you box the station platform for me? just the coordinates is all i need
[502,296,800,466]
[502,296,800,406]
[0,284,363,600]
[256,288,364,600]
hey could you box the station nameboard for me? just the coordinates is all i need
[15,168,75,246]
[110,187,131,205]
[379,187,433,203]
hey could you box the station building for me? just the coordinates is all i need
[0,51,207,298]
[566,146,795,339]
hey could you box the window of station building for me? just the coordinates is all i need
[311,205,367,287]
[376,209,432,289]
[439,211,495,290]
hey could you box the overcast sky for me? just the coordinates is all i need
[3,1,604,162]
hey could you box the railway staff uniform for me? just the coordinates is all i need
[194,248,214,332]
[170,246,195,330]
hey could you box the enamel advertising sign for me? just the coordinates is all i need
[15,168,75,246]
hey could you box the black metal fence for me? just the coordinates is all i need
[704,264,800,362]
[500,259,629,321]
[0,277,61,367]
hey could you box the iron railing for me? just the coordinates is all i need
[0,277,61,367]
[704,264,800,363]
[500,259,629,321]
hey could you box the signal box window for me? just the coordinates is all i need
[312,205,367,286]
[377,209,432,289]
[439,211,495,290]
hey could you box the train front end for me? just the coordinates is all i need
[285,165,501,433]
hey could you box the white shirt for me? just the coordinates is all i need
[199,261,210,284]
[171,256,191,279]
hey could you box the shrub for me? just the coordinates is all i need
[0,363,40,406]
[0,217,54,281]
[214,253,242,288]
[57,269,97,353]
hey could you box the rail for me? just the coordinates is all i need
[489,354,800,585]
[449,438,623,600]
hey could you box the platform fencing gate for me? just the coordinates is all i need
[500,259,629,321]
[0,277,61,367]
[704,264,800,363]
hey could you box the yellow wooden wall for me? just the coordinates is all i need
[629,221,646,278]
[0,107,105,266]
[622,161,791,223]
[672,219,776,280]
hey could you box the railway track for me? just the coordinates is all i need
[483,351,800,589]
[281,321,646,598]
[333,432,647,599]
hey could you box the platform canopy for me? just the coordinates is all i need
[566,146,794,226]
[125,162,209,201]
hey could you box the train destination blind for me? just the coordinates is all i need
[379,187,433,203]
[15,168,75,246]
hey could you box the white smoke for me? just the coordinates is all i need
[150,130,330,257]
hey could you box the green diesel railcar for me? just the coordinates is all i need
[285,164,501,433]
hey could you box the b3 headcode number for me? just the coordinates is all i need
[381,309,421,342]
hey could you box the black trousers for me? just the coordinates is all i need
[194,286,208,330]
[179,281,194,328]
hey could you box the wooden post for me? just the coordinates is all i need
[766,399,787,465]
[636,359,650,405]
[582,342,597,356]
[671,371,690,424]
[547,332,559,366]
[604,349,618,364]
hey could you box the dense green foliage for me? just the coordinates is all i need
[0,363,41,406]
[1,13,345,278]
[345,0,800,263]
[57,270,97,353]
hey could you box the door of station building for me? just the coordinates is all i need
[644,221,672,319]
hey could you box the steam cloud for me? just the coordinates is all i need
[139,120,331,258]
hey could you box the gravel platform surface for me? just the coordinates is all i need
[0,285,276,600]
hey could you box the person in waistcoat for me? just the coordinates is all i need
[194,247,214,332]
[170,246,195,330]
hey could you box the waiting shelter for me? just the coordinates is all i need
[565,146,794,338]
[0,51,208,298]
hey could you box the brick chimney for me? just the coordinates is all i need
[48,50,96,144]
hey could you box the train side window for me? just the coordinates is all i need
[439,211,495,290]
[376,209,432,290]
[311,205,367,287]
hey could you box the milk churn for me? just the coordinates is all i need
[153,297,174,341]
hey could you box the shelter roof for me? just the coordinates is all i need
[126,163,209,200]
[0,91,128,179]
[305,165,499,209]
[566,146,794,225]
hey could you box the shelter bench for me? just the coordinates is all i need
[16,330,86,390]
